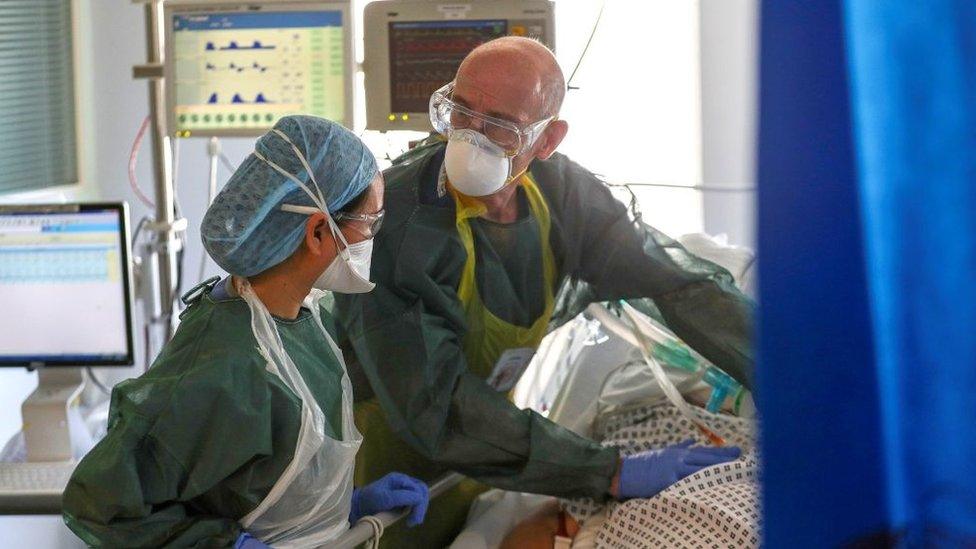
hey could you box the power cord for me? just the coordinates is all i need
[86,367,112,396]
[566,0,607,91]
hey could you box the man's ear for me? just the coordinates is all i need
[535,120,569,161]
[303,213,329,256]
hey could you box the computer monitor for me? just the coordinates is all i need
[0,203,134,461]
[363,0,555,132]
[0,203,134,367]
[164,1,354,137]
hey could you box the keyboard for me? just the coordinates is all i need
[0,462,76,493]
[0,462,75,493]
[0,462,76,514]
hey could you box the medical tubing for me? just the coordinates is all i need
[128,116,155,208]
[589,303,743,414]
[618,304,726,446]
[585,303,648,351]
[593,359,703,422]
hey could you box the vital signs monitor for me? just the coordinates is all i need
[164,1,355,136]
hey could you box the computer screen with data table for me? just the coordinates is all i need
[0,203,134,367]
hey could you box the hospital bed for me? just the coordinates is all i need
[432,307,759,548]
[442,233,760,549]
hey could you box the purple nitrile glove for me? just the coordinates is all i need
[618,439,741,499]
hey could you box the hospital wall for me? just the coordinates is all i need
[700,0,758,250]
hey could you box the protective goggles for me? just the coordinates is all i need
[429,82,554,157]
[335,210,385,238]
[282,205,385,239]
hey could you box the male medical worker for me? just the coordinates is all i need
[335,38,749,546]
[63,117,428,548]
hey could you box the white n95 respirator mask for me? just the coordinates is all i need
[444,129,515,197]
[314,236,374,294]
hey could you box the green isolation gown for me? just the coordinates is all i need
[334,138,755,547]
[62,279,347,548]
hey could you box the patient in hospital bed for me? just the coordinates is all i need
[451,359,760,549]
[472,401,758,549]
[451,234,760,549]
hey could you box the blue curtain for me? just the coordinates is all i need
[845,1,976,544]
[758,1,976,546]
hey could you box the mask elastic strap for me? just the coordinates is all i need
[280,204,354,260]
[272,130,326,209]
[255,132,355,260]
[326,211,353,259]
[254,150,327,213]
[270,129,327,207]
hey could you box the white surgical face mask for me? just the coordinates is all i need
[313,234,374,294]
[444,129,514,197]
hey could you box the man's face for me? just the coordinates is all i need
[451,68,549,177]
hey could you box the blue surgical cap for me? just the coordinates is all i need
[202,115,378,277]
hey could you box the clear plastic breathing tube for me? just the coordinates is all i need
[587,303,731,446]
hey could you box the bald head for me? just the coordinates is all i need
[449,37,570,174]
[456,36,565,119]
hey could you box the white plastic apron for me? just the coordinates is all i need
[236,279,363,548]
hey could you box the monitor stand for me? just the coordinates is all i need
[21,368,86,463]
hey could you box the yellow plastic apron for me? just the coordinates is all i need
[452,173,557,380]
[353,174,556,548]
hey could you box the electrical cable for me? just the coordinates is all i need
[86,367,112,396]
[171,137,187,303]
[144,324,152,372]
[176,248,186,307]
[130,216,150,254]
[218,152,237,174]
[614,182,757,193]
[128,116,155,208]
[172,137,184,218]
[566,0,607,91]
[131,215,153,372]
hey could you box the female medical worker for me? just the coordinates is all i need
[62,116,429,548]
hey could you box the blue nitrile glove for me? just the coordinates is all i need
[349,472,430,527]
[234,532,270,549]
[618,439,742,499]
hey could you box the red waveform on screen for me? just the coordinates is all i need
[396,38,486,54]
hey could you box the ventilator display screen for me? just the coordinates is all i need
[171,10,347,134]
[0,206,133,365]
[388,20,509,114]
